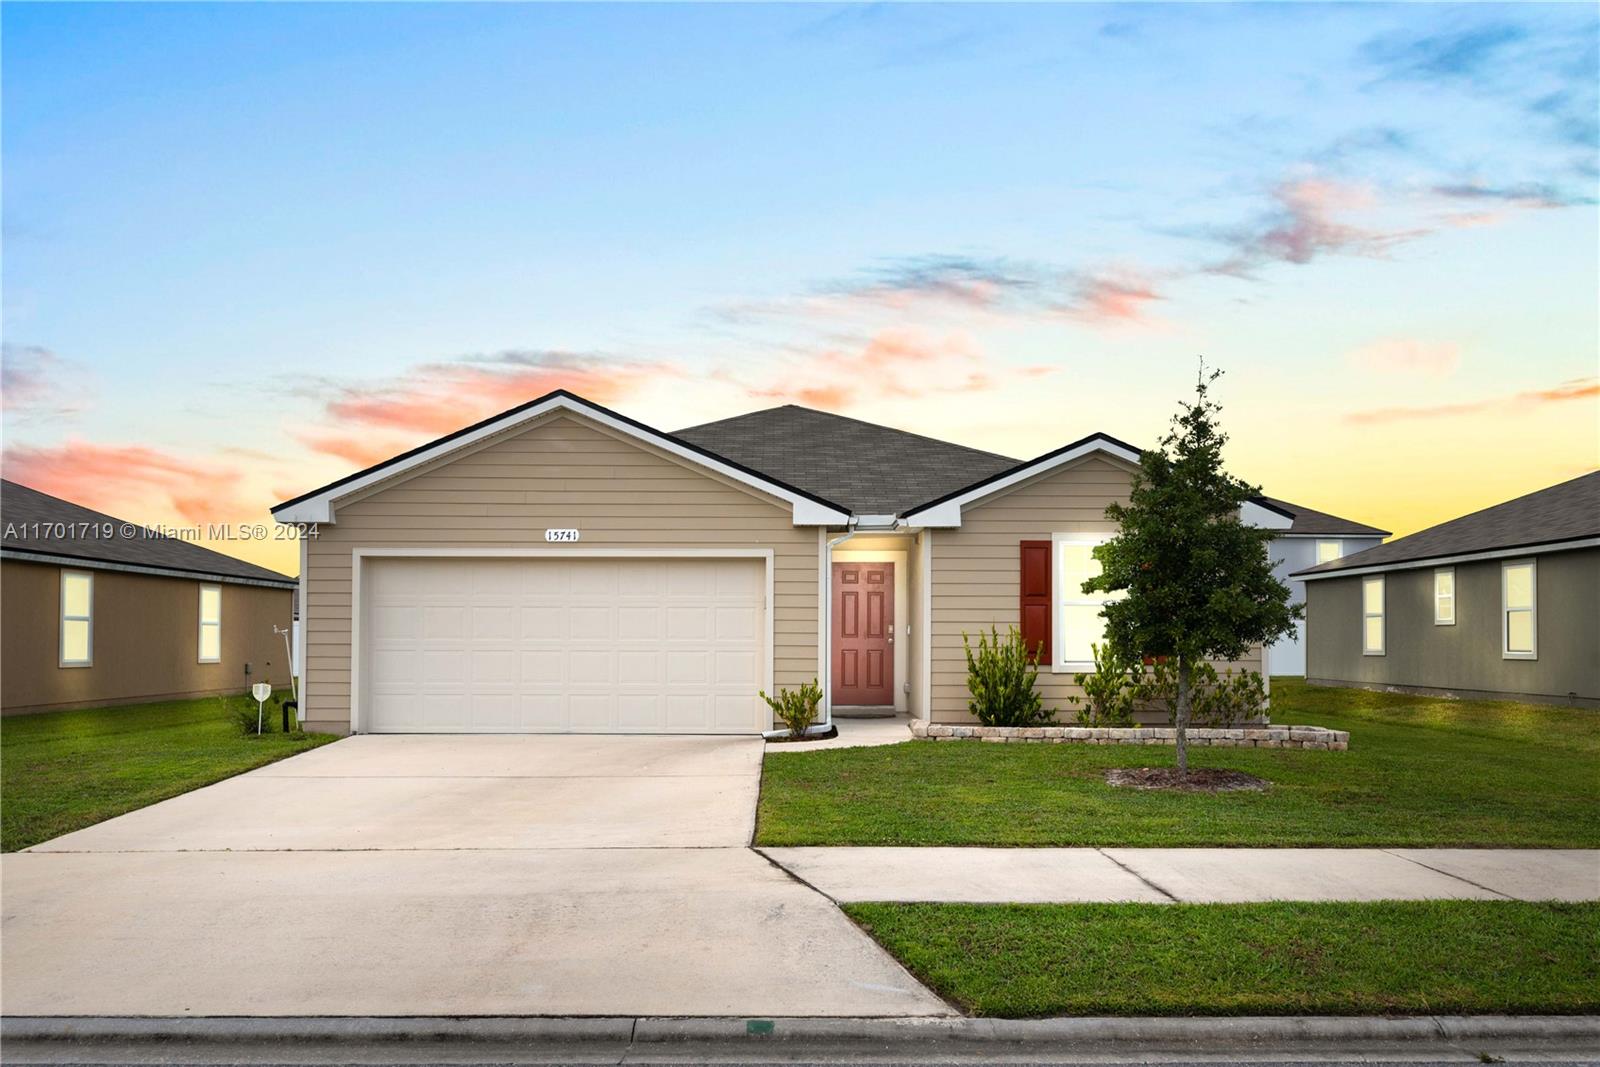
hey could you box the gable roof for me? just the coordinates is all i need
[1,480,296,587]
[1295,472,1600,579]
[1257,496,1390,537]
[272,390,852,526]
[674,405,1019,516]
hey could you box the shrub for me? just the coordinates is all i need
[226,692,268,737]
[760,678,823,738]
[1139,661,1267,726]
[963,626,1054,727]
[1070,642,1137,726]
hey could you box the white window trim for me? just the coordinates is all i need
[1433,567,1456,626]
[60,569,93,668]
[198,583,223,663]
[1362,575,1385,656]
[1315,539,1343,565]
[1050,532,1117,673]
[1501,559,1537,660]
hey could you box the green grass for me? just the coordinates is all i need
[845,900,1600,1017]
[758,679,1600,846]
[2,692,338,851]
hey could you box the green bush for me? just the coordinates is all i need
[1070,642,1137,726]
[225,692,268,737]
[963,626,1054,727]
[760,678,823,738]
[1139,660,1267,725]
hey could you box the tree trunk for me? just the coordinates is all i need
[1174,656,1191,780]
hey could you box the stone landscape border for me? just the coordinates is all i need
[910,721,1349,750]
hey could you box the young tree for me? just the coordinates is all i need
[1083,364,1300,778]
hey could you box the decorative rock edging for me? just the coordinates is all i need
[910,721,1349,750]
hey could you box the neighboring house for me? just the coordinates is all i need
[1257,497,1390,677]
[1295,473,1599,708]
[1,480,297,716]
[272,391,1366,735]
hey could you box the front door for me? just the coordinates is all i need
[832,561,894,706]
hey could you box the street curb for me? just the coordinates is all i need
[3,1014,1597,1048]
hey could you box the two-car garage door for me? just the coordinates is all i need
[362,556,767,733]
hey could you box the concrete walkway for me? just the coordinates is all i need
[767,714,916,751]
[761,846,1600,903]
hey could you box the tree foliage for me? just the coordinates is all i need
[1083,363,1300,775]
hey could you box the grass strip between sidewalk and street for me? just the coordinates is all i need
[758,679,1600,847]
[3,692,337,851]
[844,900,1600,1018]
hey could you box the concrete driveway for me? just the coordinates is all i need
[1,735,950,1018]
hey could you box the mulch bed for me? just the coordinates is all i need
[766,725,840,744]
[1105,767,1270,793]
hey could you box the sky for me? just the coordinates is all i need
[3,2,1597,577]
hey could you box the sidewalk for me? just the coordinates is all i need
[759,846,1600,903]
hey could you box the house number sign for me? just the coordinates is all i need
[544,528,581,543]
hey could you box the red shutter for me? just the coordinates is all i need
[1019,540,1052,665]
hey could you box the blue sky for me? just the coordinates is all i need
[3,2,1596,573]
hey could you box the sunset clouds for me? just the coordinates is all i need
[1345,338,1462,379]
[2,440,254,526]
[1345,377,1599,425]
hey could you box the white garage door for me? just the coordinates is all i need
[362,556,767,733]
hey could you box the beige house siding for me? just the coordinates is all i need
[1,559,292,716]
[300,412,819,734]
[927,454,1262,723]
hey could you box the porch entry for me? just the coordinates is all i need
[831,561,895,706]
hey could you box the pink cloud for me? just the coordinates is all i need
[1209,175,1433,276]
[1061,267,1164,325]
[2,440,256,525]
[1345,377,1599,425]
[1345,338,1462,378]
[743,328,1012,410]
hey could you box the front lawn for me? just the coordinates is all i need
[846,900,1600,1017]
[757,679,1600,846]
[2,692,338,851]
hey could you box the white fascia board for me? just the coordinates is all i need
[1297,537,1600,581]
[1242,500,1295,530]
[901,438,1142,528]
[272,394,851,527]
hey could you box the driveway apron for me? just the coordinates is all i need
[1,735,950,1017]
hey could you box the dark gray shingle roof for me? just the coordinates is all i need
[1,480,296,586]
[1294,472,1600,577]
[675,405,1019,515]
[1257,496,1390,537]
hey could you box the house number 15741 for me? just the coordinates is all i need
[544,528,580,542]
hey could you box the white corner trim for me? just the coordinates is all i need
[817,528,829,723]
[920,529,933,722]
[297,535,308,714]
[273,394,851,528]
[833,546,910,713]
[901,437,1142,528]
[347,547,777,734]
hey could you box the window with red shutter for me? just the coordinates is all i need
[1019,540,1052,665]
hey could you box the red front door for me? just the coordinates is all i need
[832,562,894,706]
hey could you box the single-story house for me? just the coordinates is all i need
[1296,472,1598,708]
[272,391,1377,735]
[1257,498,1389,677]
[1,480,298,716]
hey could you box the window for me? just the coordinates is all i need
[1315,539,1343,565]
[198,584,222,663]
[1054,535,1122,668]
[60,570,93,667]
[1361,576,1385,655]
[1502,560,1536,659]
[1433,568,1455,625]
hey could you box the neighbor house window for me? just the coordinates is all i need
[1434,568,1455,625]
[1316,539,1343,565]
[198,584,222,663]
[1502,560,1536,659]
[60,570,93,667]
[1362,576,1385,655]
[1054,536,1122,668]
